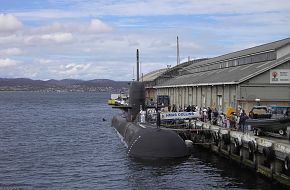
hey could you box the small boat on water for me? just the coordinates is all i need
[107,93,128,106]
[246,105,290,136]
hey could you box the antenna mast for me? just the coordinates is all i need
[177,36,180,65]
[136,49,140,81]
[132,66,135,81]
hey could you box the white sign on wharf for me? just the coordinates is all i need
[270,69,290,83]
[160,112,200,120]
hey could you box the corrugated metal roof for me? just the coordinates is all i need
[156,53,290,88]
[142,68,167,82]
[181,38,290,72]
[157,58,209,78]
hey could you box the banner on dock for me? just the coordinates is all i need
[160,112,200,120]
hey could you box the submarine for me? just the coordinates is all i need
[111,49,191,160]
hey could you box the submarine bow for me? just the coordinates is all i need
[112,115,190,159]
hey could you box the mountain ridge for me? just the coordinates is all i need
[0,78,129,92]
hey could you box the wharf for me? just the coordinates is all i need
[173,121,290,188]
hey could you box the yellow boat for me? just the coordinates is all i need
[107,93,128,106]
[108,99,117,105]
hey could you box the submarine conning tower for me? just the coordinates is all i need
[128,81,145,122]
[111,49,191,160]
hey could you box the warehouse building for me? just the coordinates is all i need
[142,68,167,102]
[153,38,290,113]
[143,58,208,103]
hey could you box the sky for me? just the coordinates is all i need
[0,0,290,81]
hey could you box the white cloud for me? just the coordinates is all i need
[36,58,55,65]
[0,34,23,45]
[0,0,289,80]
[0,14,22,33]
[30,22,66,34]
[60,63,91,75]
[25,32,73,44]
[0,58,19,67]
[41,33,73,43]
[88,19,113,33]
[0,48,22,56]
[14,9,79,20]
[62,0,290,17]
[28,19,113,35]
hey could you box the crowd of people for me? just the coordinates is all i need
[147,98,290,133]
[163,104,249,132]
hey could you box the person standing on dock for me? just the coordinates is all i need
[186,105,192,112]
[202,108,207,122]
[168,104,171,112]
[172,104,177,112]
[192,105,196,112]
[207,107,212,123]
[212,108,219,125]
[239,110,249,132]
[229,112,237,129]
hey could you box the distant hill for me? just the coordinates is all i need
[45,79,85,86]
[0,78,129,92]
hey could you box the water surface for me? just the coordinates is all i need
[0,92,284,189]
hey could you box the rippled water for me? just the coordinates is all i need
[0,92,284,190]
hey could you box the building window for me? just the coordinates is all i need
[245,56,251,64]
[202,95,206,107]
[239,58,245,65]
[234,60,238,66]
[232,95,236,108]
[217,95,223,110]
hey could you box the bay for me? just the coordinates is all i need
[0,92,284,190]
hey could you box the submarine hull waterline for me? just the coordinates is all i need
[112,114,191,160]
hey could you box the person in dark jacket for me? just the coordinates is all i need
[212,108,219,125]
[207,107,212,122]
[229,112,237,129]
[186,105,192,112]
[239,109,249,132]
[172,104,177,112]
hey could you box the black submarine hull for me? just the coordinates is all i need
[112,114,190,159]
[111,81,190,159]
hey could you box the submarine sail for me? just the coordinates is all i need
[111,49,190,159]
